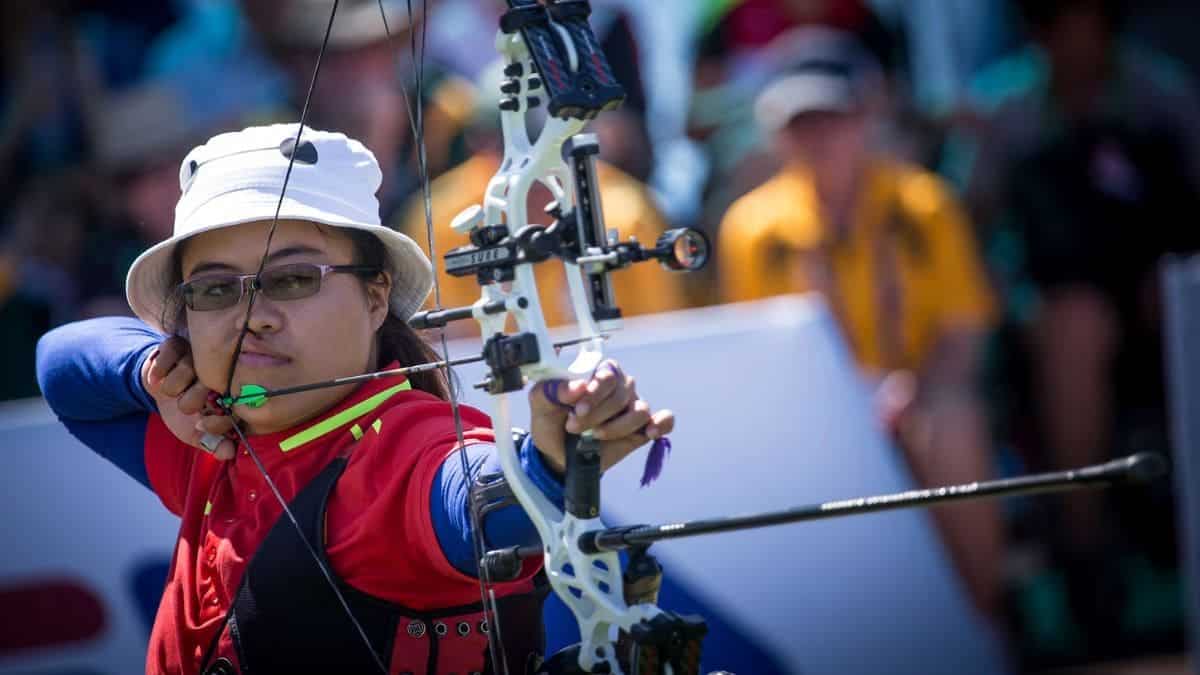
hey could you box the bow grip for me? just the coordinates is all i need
[564,432,602,519]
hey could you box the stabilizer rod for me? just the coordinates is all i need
[577,452,1167,553]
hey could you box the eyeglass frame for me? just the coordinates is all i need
[178,262,383,311]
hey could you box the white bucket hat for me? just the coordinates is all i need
[125,123,433,333]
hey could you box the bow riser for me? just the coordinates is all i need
[450,9,676,672]
[473,22,655,672]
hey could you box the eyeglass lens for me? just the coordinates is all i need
[183,264,325,311]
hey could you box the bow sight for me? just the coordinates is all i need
[408,134,710,401]
[417,136,709,318]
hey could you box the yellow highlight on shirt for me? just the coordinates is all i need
[279,381,411,452]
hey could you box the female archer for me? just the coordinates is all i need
[36,123,673,675]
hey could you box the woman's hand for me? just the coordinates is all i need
[142,336,238,461]
[529,360,674,476]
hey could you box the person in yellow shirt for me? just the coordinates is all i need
[398,105,689,334]
[720,29,1003,619]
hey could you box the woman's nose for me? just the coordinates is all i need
[244,292,285,334]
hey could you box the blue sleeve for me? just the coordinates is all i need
[431,435,565,576]
[36,317,164,488]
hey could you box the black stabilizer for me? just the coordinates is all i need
[1101,451,1168,484]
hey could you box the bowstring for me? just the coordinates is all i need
[383,0,511,671]
[213,0,389,672]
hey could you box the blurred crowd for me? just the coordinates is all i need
[3,0,1199,670]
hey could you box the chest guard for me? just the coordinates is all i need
[213,455,547,675]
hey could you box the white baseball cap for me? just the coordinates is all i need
[125,123,433,333]
[753,28,884,134]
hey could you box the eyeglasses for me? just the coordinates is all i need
[179,262,381,311]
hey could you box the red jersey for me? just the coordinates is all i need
[142,369,535,674]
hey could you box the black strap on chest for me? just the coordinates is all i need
[229,456,401,673]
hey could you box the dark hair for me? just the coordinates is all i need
[162,225,450,400]
[342,228,451,400]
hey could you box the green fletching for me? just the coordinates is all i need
[240,384,269,408]
[221,384,268,409]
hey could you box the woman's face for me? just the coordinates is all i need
[179,219,391,434]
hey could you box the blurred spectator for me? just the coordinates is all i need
[396,68,691,335]
[0,1,185,192]
[959,0,1200,663]
[964,0,1200,232]
[592,0,711,228]
[1,3,92,205]
[687,0,898,299]
[709,0,884,57]
[868,0,1018,117]
[718,29,1003,619]
[0,174,88,399]
[0,0,189,401]
[75,82,226,318]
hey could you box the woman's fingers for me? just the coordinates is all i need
[176,379,211,416]
[529,359,676,476]
[156,353,197,398]
[645,409,675,439]
[592,398,652,441]
[566,368,633,433]
[195,415,238,461]
[597,407,675,470]
[147,337,189,384]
